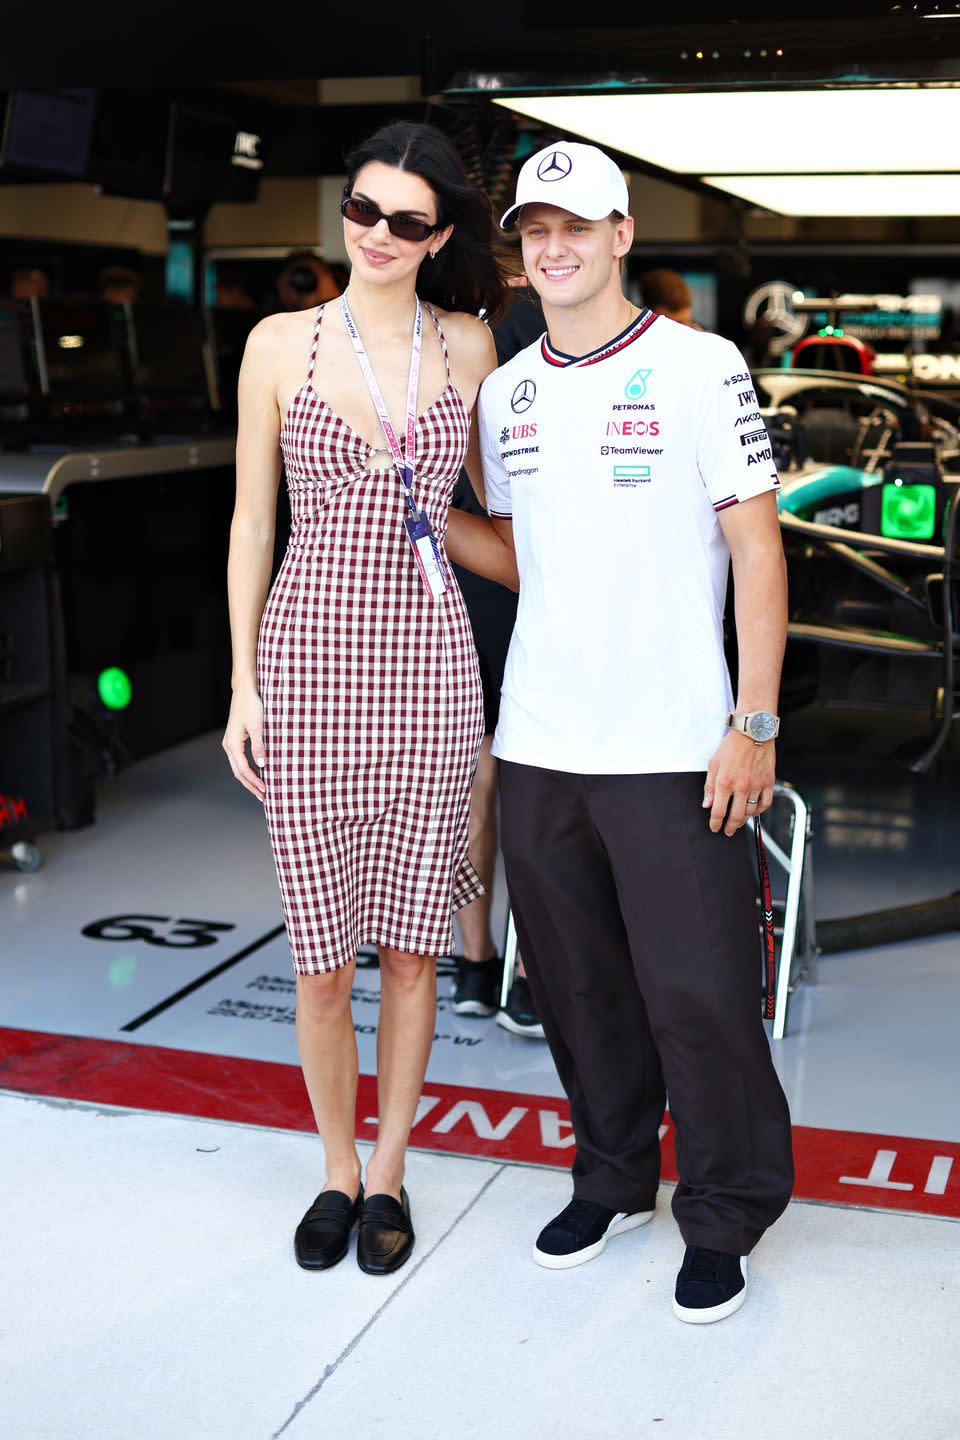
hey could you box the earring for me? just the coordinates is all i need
[429,249,437,261]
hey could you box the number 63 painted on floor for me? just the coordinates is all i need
[81,915,236,948]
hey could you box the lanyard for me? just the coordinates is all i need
[753,820,776,1021]
[340,292,422,521]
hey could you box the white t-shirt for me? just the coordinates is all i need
[477,308,780,775]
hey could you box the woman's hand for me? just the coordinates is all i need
[222,686,267,801]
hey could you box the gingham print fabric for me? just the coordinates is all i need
[257,303,485,975]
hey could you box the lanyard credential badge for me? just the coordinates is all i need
[341,293,450,599]
[404,505,448,599]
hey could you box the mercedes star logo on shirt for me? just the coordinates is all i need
[511,379,537,413]
[536,151,572,182]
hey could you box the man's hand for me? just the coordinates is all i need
[702,731,776,835]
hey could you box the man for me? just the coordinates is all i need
[10,266,50,300]
[453,141,794,1323]
[98,265,142,305]
[274,250,342,312]
[638,267,695,327]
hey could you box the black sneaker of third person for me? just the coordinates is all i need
[673,1245,748,1324]
[451,955,501,1017]
[496,974,545,1039]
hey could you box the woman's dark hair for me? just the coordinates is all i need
[344,121,507,323]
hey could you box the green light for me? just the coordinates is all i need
[98,666,132,710]
[835,327,844,337]
[880,483,937,541]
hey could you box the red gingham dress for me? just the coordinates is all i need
[257,303,485,975]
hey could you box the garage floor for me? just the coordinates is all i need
[2,717,959,1438]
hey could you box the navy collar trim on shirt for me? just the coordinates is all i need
[541,308,658,369]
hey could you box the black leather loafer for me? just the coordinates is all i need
[356,1187,415,1275]
[294,1186,363,1270]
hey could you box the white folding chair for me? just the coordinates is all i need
[499,907,520,1010]
[751,779,818,1040]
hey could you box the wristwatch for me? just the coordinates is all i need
[727,710,780,744]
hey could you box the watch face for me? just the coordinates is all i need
[748,711,778,742]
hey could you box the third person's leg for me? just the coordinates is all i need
[452,737,502,1016]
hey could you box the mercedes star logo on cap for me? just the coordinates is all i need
[536,150,573,182]
[511,379,537,413]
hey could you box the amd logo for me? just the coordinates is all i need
[814,502,860,528]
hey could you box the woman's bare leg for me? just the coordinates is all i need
[295,962,362,1199]
[364,947,437,1200]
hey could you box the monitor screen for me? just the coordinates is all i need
[34,301,127,404]
[205,306,258,412]
[164,105,237,211]
[0,302,29,402]
[1,89,96,178]
[128,303,209,405]
[89,91,168,202]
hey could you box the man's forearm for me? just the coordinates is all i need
[731,544,788,712]
[446,510,520,591]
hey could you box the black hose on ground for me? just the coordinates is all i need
[816,892,960,954]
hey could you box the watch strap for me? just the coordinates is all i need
[727,710,781,742]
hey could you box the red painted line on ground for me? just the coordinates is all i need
[1,1026,957,1219]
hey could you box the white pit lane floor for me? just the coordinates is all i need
[2,1091,957,1440]
[3,727,960,1437]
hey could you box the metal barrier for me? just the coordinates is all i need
[498,778,817,1040]
[752,780,818,1039]
[499,907,520,1012]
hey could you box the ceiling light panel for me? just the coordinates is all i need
[495,90,960,175]
[703,172,960,215]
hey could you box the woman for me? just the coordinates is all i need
[222,122,511,1276]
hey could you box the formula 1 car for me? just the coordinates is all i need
[751,369,960,770]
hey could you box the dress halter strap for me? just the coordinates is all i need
[307,303,326,384]
[423,303,451,379]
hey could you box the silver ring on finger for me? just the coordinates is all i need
[747,795,760,806]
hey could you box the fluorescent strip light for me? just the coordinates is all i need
[495,90,960,175]
[703,173,960,215]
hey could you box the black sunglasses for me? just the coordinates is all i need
[340,193,441,244]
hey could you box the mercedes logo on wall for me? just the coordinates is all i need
[742,281,809,356]
[511,379,537,413]
[536,151,572,182]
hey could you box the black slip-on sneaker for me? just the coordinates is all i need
[451,955,501,1016]
[496,976,546,1039]
[533,1197,655,1270]
[673,1246,747,1323]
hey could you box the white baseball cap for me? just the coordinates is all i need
[500,141,630,229]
